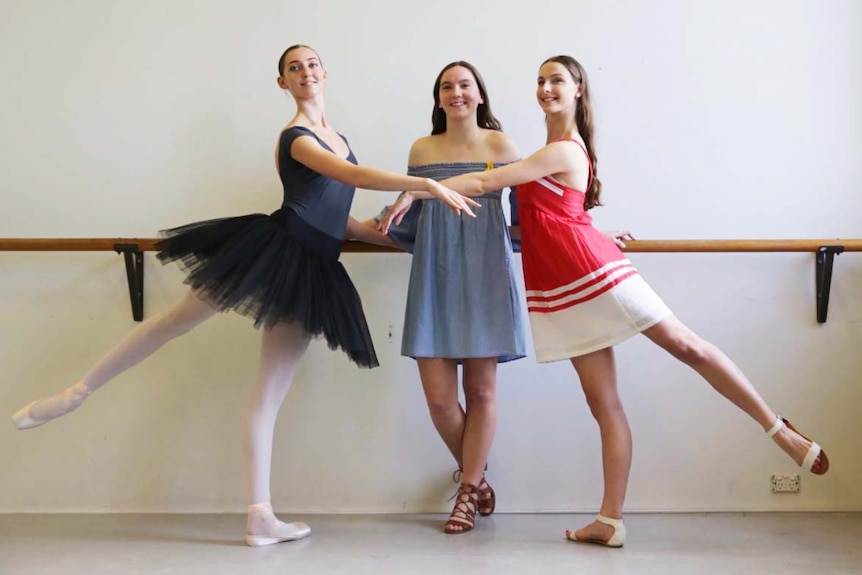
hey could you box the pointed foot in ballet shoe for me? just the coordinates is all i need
[565,514,626,548]
[767,416,830,476]
[12,400,43,430]
[245,522,311,547]
[12,383,91,431]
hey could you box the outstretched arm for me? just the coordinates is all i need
[289,135,480,216]
[441,141,579,196]
[398,130,524,200]
[380,141,576,233]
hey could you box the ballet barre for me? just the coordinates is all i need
[1,236,860,323]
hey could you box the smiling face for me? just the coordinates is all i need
[437,65,484,122]
[430,61,502,134]
[276,45,327,99]
[536,61,580,116]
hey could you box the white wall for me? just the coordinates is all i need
[1,0,860,513]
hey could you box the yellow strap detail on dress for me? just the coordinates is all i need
[485,161,494,171]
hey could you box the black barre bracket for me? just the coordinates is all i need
[815,245,844,323]
[114,243,144,322]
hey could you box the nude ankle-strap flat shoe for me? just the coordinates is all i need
[566,514,626,548]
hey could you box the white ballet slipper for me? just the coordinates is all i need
[245,521,311,547]
[245,501,311,546]
[12,400,43,430]
[12,382,91,431]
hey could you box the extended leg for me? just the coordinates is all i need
[12,289,218,430]
[642,316,828,474]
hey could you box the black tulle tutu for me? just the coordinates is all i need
[155,209,379,368]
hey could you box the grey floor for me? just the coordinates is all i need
[1,512,860,575]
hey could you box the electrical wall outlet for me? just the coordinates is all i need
[771,474,801,493]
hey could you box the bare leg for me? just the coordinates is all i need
[461,357,497,517]
[567,347,630,544]
[244,321,311,546]
[417,358,464,466]
[12,289,218,429]
[419,357,498,532]
[642,316,826,473]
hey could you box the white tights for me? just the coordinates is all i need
[14,288,312,543]
[18,289,217,425]
[244,320,310,505]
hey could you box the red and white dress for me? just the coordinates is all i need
[518,140,672,362]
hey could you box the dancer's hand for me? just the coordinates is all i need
[425,179,481,217]
[347,216,398,248]
[379,192,414,235]
[602,229,634,248]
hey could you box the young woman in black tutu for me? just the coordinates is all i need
[11,44,478,546]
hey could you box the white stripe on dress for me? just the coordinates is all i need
[535,177,565,196]
[527,264,637,309]
[525,259,634,299]
[528,275,673,362]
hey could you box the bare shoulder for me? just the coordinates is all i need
[484,129,521,163]
[552,138,590,167]
[408,134,440,165]
[534,139,590,186]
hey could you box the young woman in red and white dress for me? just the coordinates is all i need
[382,54,830,547]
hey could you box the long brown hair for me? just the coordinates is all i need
[542,55,603,210]
[431,61,502,135]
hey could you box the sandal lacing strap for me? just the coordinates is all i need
[452,467,495,516]
[476,476,496,516]
[445,483,481,534]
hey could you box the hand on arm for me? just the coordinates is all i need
[378,193,415,235]
[345,216,398,248]
[423,178,481,216]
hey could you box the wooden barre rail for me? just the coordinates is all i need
[1,237,861,253]
[1,236,858,324]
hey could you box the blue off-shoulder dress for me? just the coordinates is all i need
[387,162,527,363]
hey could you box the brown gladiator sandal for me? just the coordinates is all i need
[476,476,496,516]
[445,483,481,534]
[453,468,495,517]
